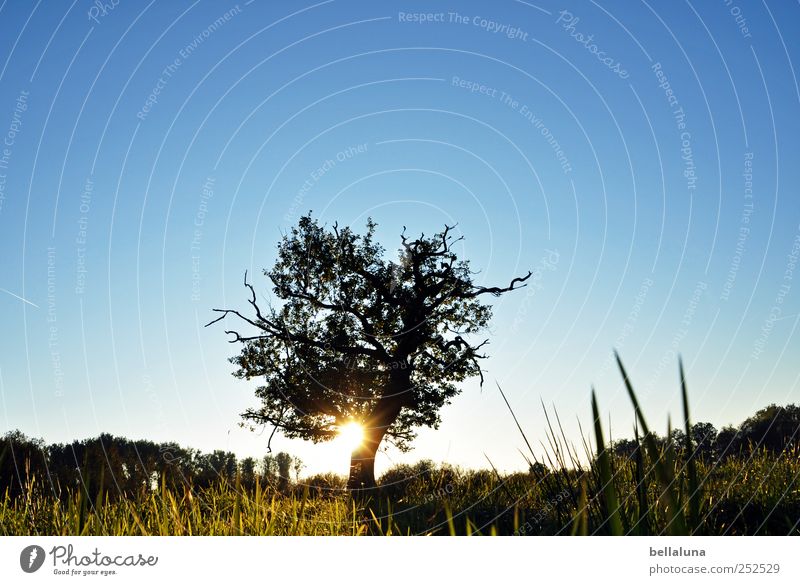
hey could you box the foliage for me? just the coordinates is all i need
[207,215,531,488]
[0,432,301,502]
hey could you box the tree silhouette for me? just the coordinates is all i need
[275,452,293,492]
[239,457,257,491]
[207,215,531,490]
[738,404,800,453]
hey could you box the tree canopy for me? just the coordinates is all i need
[208,215,532,488]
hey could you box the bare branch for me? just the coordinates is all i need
[275,285,392,361]
[464,271,533,298]
[207,272,386,359]
[243,409,337,439]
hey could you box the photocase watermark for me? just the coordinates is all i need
[596,277,654,379]
[397,12,447,24]
[511,100,572,174]
[555,10,629,79]
[75,176,93,295]
[87,0,121,24]
[398,11,529,41]
[20,545,46,573]
[652,62,697,194]
[447,12,529,41]
[136,4,243,120]
[751,224,800,360]
[644,280,707,394]
[451,77,572,173]
[140,371,179,465]
[511,249,560,332]
[137,58,180,121]
[47,247,64,398]
[515,488,570,534]
[44,544,158,576]
[421,482,455,504]
[342,355,407,371]
[720,152,754,301]
[191,176,215,302]
[285,143,369,224]
[678,129,697,194]
[0,89,29,216]
[722,0,752,39]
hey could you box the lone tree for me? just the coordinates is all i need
[208,215,530,490]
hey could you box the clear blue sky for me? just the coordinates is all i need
[1,0,798,477]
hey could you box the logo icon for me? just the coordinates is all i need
[20,545,46,573]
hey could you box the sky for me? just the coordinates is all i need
[0,0,799,478]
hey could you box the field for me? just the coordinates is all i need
[3,359,798,536]
[2,447,798,536]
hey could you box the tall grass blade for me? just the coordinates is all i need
[680,357,700,534]
[614,351,687,535]
[496,382,537,463]
[591,389,623,535]
[571,477,589,536]
[633,425,649,535]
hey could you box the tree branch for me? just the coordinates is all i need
[464,271,533,298]
[206,273,385,359]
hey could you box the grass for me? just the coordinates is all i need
[1,356,799,536]
[2,448,797,535]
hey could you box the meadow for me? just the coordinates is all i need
[2,447,797,536]
[3,358,798,536]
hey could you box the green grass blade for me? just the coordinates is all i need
[633,425,649,536]
[571,477,589,536]
[615,351,687,535]
[680,357,700,534]
[591,389,623,535]
[496,382,537,463]
[445,502,457,536]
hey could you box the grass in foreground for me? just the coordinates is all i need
[2,356,799,535]
[1,446,797,536]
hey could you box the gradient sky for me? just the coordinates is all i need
[1,0,799,477]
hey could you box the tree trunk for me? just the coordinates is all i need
[347,437,379,492]
[347,370,411,492]
[347,402,404,492]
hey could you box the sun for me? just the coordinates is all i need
[337,421,365,451]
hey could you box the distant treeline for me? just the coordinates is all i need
[0,431,302,500]
[610,403,800,461]
[2,403,798,502]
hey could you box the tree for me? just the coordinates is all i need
[260,453,279,488]
[669,428,686,452]
[715,425,741,459]
[292,456,304,483]
[208,215,531,490]
[0,430,48,497]
[612,438,641,459]
[738,404,800,453]
[690,422,717,460]
[275,452,293,492]
[194,450,237,488]
[239,457,257,491]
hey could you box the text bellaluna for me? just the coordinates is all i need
[650,547,706,557]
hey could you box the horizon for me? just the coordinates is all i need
[1,0,799,480]
[2,392,795,479]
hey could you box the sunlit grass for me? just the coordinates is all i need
[2,357,798,536]
[2,447,797,536]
